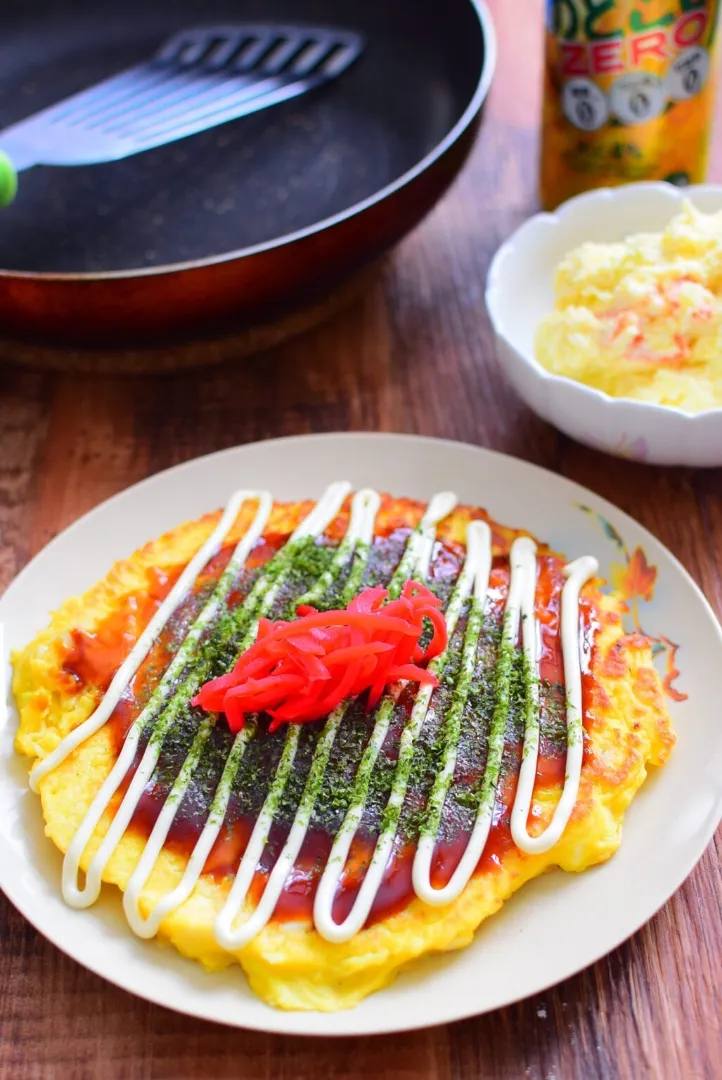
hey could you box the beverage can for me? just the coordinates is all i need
[540,1,721,208]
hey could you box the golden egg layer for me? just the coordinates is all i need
[13,497,675,1012]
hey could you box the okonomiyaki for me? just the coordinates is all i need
[13,483,675,1011]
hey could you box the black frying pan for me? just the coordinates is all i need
[0,0,495,352]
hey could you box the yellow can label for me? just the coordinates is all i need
[540,1,721,208]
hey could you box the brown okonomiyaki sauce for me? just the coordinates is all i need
[58,498,605,930]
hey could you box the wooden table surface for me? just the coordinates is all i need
[1,2,720,1077]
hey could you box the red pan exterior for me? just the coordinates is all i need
[0,119,482,347]
[0,0,495,349]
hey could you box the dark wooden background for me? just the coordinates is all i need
[1,2,720,1076]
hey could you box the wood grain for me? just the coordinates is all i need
[0,1,720,1077]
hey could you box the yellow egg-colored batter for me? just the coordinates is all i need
[13,496,675,1012]
[536,201,722,412]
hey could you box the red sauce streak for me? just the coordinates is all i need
[57,510,604,929]
[62,566,180,693]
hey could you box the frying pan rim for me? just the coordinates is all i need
[0,0,496,283]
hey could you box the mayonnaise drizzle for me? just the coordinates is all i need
[511,554,598,854]
[412,535,536,907]
[62,482,349,909]
[32,482,600,944]
[124,723,255,938]
[30,489,264,793]
[125,487,378,938]
[214,490,458,949]
[314,519,488,941]
[411,522,493,906]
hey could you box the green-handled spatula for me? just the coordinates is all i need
[0,23,363,207]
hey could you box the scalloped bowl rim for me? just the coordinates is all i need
[486,183,722,431]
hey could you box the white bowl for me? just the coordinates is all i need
[486,183,722,467]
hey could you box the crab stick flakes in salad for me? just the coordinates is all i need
[535,201,722,412]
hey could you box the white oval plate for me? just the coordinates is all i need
[1,433,720,1036]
